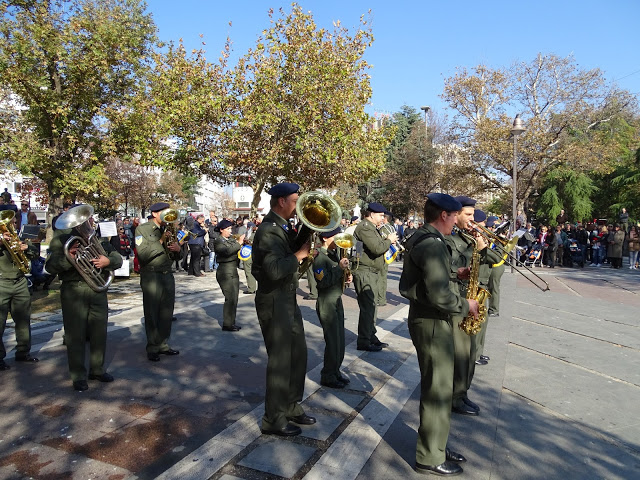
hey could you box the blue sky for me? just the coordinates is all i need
[144,0,640,117]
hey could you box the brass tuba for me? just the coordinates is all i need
[295,191,342,277]
[55,204,114,293]
[334,232,355,291]
[0,210,31,274]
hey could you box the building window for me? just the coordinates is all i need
[236,202,250,208]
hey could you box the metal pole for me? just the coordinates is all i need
[512,135,517,274]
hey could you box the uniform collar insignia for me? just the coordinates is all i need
[281,223,288,232]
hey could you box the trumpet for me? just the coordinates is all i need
[295,191,342,278]
[379,223,404,252]
[468,220,550,292]
[334,232,355,291]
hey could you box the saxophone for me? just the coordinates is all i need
[456,227,491,335]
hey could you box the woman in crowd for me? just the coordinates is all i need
[213,219,244,332]
[110,225,132,259]
[628,225,640,269]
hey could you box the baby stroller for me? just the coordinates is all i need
[524,242,543,267]
[567,239,585,268]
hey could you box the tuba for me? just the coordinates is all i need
[295,191,342,277]
[0,210,31,274]
[55,204,114,293]
[334,232,355,291]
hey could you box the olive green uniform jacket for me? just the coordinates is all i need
[399,224,468,466]
[313,246,346,384]
[252,210,307,431]
[0,239,38,361]
[46,229,122,382]
[353,218,392,348]
[135,221,182,354]
[214,235,241,327]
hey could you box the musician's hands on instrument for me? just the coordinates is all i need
[2,232,11,242]
[467,298,480,319]
[238,234,246,244]
[167,242,181,253]
[346,274,353,284]
[295,240,312,262]
[91,255,110,269]
[19,242,28,251]
[457,267,470,280]
[68,242,79,258]
[387,232,398,244]
[339,257,350,270]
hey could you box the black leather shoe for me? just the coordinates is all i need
[0,360,10,370]
[475,359,488,365]
[462,397,480,412]
[415,461,463,476]
[88,373,114,382]
[321,379,346,389]
[172,316,178,322]
[287,413,316,425]
[15,354,39,363]
[159,348,180,355]
[243,291,255,294]
[261,423,302,437]
[73,380,89,391]
[338,374,350,384]
[445,448,466,463]
[147,353,161,362]
[222,325,241,332]
[480,355,490,361]
[357,344,383,352]
[372,341,389,348]
[303,295,318,300]
[489,312,499,317]
[452,403,479,416]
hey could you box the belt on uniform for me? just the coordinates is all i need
[142,267,171,274]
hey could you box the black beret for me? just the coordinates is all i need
[486,216,499,228]
[454,196,477,208]
[218,219,233,230]
[426,193,462,212]
[319,227,342,239]
[267,182,300,197]
[350,215,359,223]
[150,202,170,212]
[366,202,387,213]
[473,210,487,223]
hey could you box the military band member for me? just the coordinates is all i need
[252,182,315,437]
[353,202,397,351]
[400,193,479,476]
[136,202,182,362]
[376,212,394,307]
[242,218,258,294]
[46,208,122,391]
[313,227,352,388]
[0,220,39,371]
[214,219,244,331]
[446,197,501,416]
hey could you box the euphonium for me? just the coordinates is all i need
[0,210,31,274]
[454,226,490,335]
[54,204,114,293]
[295,191,342,278]
[334,232,355,291]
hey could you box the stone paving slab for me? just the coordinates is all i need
[238,438,317,478]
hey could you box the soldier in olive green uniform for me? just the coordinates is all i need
[353,203,396,351]
[242,222,257,294]
[46,205,122,391]
[252,183,315,437]
[135,202,182,362]
[400,193,478,477]
[0,221,39,371]
[313,227,351,388]
[376,213,394,306]
[214,219,243,331]
[446,198,502,416]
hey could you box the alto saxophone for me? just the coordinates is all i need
[456,228,491,335]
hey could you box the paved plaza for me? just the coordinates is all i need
[0,261,639,479]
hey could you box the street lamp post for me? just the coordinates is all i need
[421,105,430,139]
[510,114,526,272]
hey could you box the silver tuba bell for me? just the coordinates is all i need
[54,204,114,293]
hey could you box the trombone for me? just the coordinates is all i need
[469,220,550,292]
